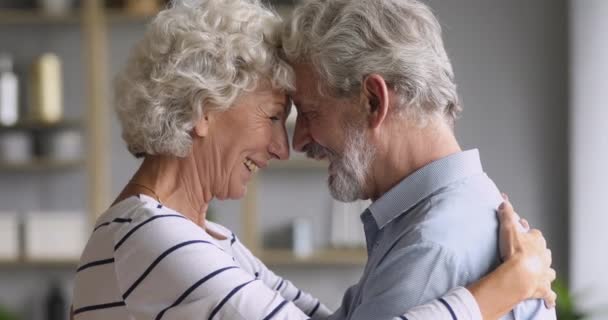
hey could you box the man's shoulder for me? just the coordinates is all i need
[384,173,503,278]
[417,172,502,240]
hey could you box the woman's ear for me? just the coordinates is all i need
[194,114,210,137]
[362,74,390,130]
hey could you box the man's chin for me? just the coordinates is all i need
[328,177,362,203]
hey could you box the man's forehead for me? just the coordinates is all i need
[291,94,317,109]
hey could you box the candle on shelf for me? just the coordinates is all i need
[29,53,63,124]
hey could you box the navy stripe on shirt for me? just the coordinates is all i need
[399,316,408,320]
[73,301,126,315]
[114,214,187,251]
[276,279,285,291]
[122,240,215,299]
[263,300,289,320]
[438,298,457,320]
[77,258,115,273]
[93,218,132,232]
[155,266,238,320]
[208,280,257,320]
[293,289,301,301]
[308,301,320,317]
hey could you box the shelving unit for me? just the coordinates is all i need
[0,9,81,25]
[0,159,84,172]
[0,1,108,268]
[246,155,367,267]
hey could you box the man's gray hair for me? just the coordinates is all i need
[282,0,461,126]
[114,0,294,158]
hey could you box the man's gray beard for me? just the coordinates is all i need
[303,127,375,202]
[329,127,375,202]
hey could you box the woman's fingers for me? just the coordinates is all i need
[498,199,518,227]
[497,193,558,305]
[544,289,557,309]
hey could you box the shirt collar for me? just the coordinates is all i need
[366,149,484,230]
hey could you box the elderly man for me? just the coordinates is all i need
[282,0,557,319]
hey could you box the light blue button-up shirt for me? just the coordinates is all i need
[328,149,556,320]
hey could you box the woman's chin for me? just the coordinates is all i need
[223,184,248,200]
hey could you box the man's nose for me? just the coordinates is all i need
[292,115,311,152]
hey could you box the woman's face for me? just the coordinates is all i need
[201,87,290,199]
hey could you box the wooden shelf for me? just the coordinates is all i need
[0,259,78,269]
[260,248,367,266]
[0,9,81,25]
[0,158,85,172]
[0,119,82,132]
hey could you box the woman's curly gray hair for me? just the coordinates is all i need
[282,0,460,127]
[114,0,294,158]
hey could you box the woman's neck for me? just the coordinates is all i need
[115,153,213,228]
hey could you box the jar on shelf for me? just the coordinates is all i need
[36,127,82,161]
[29,53,63,124]
[0,54,19,127]
[0,130,32,164]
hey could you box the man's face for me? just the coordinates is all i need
[290,63,376,202]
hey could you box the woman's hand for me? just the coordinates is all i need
[498,194,557,308]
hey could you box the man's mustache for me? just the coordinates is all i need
[302,142,336,160]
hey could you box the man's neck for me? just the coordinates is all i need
[369,119,461,201]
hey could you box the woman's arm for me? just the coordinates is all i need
[392,196,556,320]
[467,196,556,319]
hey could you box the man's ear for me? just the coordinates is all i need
[362,74,390,130]
[194,113,210,137]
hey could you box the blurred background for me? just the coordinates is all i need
[0,0,605,319]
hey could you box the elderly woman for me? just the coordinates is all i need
[72,0,555,319]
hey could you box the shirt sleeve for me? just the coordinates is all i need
[111,214,314,320]
[347,241,468,320]
[510,298,557,319]
[231,240,332,319]
[393,287,482,320]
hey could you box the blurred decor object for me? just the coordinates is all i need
[37,0,74,16]
[0,54,19,127]
[29,53,63,124]
[263,218,315,257]
[0,212,20,262]
[292,217,313,258]
[554,278,587,320]
[24,212,87,261]
[36,127,82,161]
[126,0,161,15]
[330,199,368,249]
[46,281,66,320]
[0,131,32,164]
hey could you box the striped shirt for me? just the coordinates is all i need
[73,194,483,320]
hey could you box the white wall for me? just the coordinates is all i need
[429,0,569,275]
[570,0,608,317]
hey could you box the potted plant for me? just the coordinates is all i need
[554,278,588,320]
